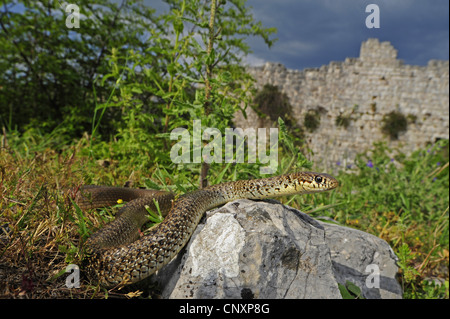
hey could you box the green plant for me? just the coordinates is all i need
[338,281,364,299]
[397,243,421,286]
[0,0,163,139]
[335,113,352,129]
[277,117,312,174]
[335,104,359,129]
[329,139,449,298]
[253,84,292,121]
[252,84,305,146]
[303,109,321,132]
[381,110,408,140]
[86,0,277,176]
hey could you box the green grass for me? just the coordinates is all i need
[0,129,448,298]
[307,140,449,299]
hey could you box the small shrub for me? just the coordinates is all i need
[253,84,305,145]
[381,110,408,140]
[304,109,321,132]
[336,113,352,129]
[335,104,359,129]
[252,84,296,124]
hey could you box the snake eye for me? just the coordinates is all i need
[315,176,323,184]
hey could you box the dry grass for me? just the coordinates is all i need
[0,138,132,298]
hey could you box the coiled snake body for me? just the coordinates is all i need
[75,172,338,288]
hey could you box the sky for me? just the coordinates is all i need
[148,0,449,70]
[244,0,449,70]
[7,0,449,71]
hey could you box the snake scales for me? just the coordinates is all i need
[75,172,338,288]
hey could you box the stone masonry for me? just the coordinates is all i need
[234,38,449,171]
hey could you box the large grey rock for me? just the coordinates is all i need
[152,199,402,299]
[320,221,402,299]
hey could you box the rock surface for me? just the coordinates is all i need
[320,221,402,299]
[152,199,402,299]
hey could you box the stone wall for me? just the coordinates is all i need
[234,38,449,171]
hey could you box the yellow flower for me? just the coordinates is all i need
[117,199,123,204]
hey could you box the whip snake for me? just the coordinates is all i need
[75,172,338,288]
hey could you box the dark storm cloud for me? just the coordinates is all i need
[246,0,449,69]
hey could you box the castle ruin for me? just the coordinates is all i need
[234,38,449,170]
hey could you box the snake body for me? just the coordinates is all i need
[75,172,338,288]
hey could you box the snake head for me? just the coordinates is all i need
[313,172,339,190]
[295,172,339,193]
